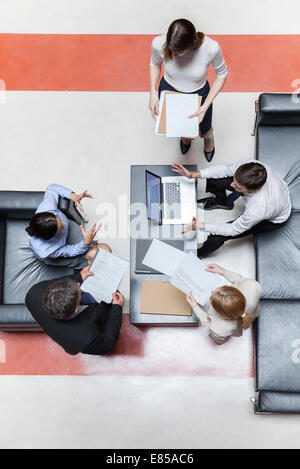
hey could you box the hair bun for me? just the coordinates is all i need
[25,226,33,236]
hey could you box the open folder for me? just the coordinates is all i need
[140,280,192,316]
[155,90,202,137]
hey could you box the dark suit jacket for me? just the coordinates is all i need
[25,271,122,356]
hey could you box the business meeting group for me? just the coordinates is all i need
[24,19,291,355]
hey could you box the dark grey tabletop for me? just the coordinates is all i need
[130,164,199,326]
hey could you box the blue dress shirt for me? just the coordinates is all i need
[29,184,89,259]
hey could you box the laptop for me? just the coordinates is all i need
[145,170,196,225]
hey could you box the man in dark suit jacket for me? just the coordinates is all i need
[25,266,123,355]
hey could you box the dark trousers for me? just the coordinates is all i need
[206,176,237,204]
[198,176,287,258]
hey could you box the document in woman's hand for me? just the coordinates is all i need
[170,252,224,305]
[81,249,129,303]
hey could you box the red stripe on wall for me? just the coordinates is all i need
[0,33,299,92]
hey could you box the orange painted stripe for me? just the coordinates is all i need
[0,313,253,377]
[0,33,299,92]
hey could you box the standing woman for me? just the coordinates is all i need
[149,19,228,162]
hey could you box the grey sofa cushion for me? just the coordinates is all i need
[256,300,300,392]
[256,211,300,299]
[256,391,300,414]
[256,126,300,210]
[3,219,79,304]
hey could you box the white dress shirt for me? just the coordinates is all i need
[201,159,291,237]
[150,35,228,92]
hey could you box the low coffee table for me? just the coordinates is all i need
[130,164,199,326]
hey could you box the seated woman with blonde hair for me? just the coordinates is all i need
[186,263,262,344]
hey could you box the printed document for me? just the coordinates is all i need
[142,239,187,277]
[166,93,199,137]
[81,249,129,303]
[170,252,224,305]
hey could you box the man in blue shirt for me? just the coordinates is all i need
[26,184,108,268]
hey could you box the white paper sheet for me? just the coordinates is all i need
[170,252,224,305]
[81,249,129,303]
[142,239,187,277]
[166,93,199,138]
[154,90,165,135]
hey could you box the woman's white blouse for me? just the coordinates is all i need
[150,34,228,92]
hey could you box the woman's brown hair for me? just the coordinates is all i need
[210,286,252,329]
[163,18,204,61]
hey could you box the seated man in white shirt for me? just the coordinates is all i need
[172,160,291,258]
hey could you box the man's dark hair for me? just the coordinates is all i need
[42,278,80,320]
[26,212,58,240]
[234,162,267,192]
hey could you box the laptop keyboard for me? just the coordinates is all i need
[164,182,181,219]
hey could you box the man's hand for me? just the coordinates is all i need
[205,263,226,276]
[186,291,197,310]
[80,265,94,282]
[181,216,203,233]
[171,163,194,179]
[149,91,159,120]
[70,190,93,212]
[80,223,102,246]
[112,292,124,306]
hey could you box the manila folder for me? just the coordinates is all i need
[140,280,192,316]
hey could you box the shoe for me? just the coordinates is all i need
[204,147,215,162]
[180,138,192,155]
[203,197,233,211]
[197,196,215,204]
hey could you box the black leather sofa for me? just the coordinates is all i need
[253,93,300,414]
[0,191,85,331]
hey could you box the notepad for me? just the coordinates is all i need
[81,249,129,303]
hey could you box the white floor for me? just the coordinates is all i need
[1,375,300,449]
[1,0,300,450]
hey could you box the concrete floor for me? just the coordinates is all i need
[0,0,300,449]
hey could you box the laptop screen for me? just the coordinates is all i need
[145,170,162,224]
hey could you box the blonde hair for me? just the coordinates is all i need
[210,286,252,329]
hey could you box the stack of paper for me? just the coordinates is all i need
[155,91,201,138]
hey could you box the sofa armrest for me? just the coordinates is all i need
[258,93,300,126]
[0,191,44,219]
[0,191,87,225]
[0,304,39,326]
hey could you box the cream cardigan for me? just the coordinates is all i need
[193,270,262,344]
